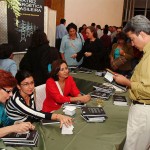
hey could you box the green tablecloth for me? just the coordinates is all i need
[0,72,129,150]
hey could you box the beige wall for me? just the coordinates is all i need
[65,0,124,28]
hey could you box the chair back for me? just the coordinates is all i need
[35,84,46,111]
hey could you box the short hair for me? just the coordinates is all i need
[96,25,101,29]
[0,70,17,88]
[86,26,97,38]
[66,23,77,32]
[116,32,127,41]
[15,70,33,85]
[123,15,150,35]
[29,29,49,48]
[50,59,68,81]
[60,19,66,24]
[91,23,96,27]
[0,43,13,59]
[103,28,108,34]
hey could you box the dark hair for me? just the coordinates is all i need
[15,70,33,85]
[0,43,13,59]
[0,70,17,88]
[103,28,108,34]
[116,32,127,41]
[91,23,96,27]
[30,29,49,48]
[79,27,83,33]
[60,19,66,24]
[50,59,68,81]
[86,26,97,38]
[82,24,87,28]
[66,23,77,32]
[96,25,101,29]
[123,15,150,35]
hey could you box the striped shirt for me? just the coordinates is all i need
[6,91,52,122]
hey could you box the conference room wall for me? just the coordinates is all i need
[65,0,124,28]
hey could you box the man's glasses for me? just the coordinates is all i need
[1,87,13,94]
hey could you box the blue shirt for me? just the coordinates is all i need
[60,33,84,66]
[0,59,17,77]
[56,24,68,39]
[0,103,14,127]
[114,48,120,59]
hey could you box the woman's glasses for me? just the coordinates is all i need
[1,87,13,94]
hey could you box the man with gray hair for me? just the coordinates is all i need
[113,15,150,150]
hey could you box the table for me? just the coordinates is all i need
[0,72,129,150]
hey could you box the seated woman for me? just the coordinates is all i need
[42,59,91,112]
[0,70,34,138]
[6,70,72,128]
[72,26,106,70]
[0,43,17,76]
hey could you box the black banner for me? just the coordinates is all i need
[7,0,44,52]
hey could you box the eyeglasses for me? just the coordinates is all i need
[20,81,34,87]
[1,87,13,94]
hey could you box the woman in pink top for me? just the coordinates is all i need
[42,59,90,112]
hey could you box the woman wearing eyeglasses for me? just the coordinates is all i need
[0,70,34,138]
[6,70,72,128]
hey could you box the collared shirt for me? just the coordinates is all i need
[56,24,68,39]
[60,33,84,66]
[0,103,14,127]
[129,42,150,104]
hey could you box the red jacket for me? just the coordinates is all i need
[42,76,80,112]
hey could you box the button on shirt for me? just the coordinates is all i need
[129,42,150,104]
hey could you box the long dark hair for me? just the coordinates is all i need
[15,70,33,85]
[50,59,68,81]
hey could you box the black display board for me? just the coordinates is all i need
[7,0,44,52]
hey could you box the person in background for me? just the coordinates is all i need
[81,24,87,40]
[113,15,150,150]
[42,59,91,112]
[0,70,35,138]
[60,23,84,66]
[72,26,106,70]
[6,70,72,128]
[20,29,59,86]
[91,23,96,28]
[110,32,133,77]
[0,43,17,77]
[56,19,68,51]
[96,25,103,39]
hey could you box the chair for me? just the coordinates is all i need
[35,84,46,111]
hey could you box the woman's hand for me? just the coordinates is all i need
[13,122,35,133]
[84,52,92,57]
[71,54,77,59]
[113,74,131,87]
[79,95,91,103]
[56,114,73,128]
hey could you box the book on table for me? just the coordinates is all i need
[104,70,127,92]
[81,114,106,123]
[81,106,106,117]
[41,119,60,125]
[2,130,39,147]
[113,95,128,106]
[63,101,86,108]
[78,67,93,74]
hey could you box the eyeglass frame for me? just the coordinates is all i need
[20,81,35,87]
[1,87,13,94]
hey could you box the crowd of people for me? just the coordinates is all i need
[0,15,150,150]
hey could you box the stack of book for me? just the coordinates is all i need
[41,119,60,125]
[1,130,39,147]
[113,95,128,106]
[81,106,107,123]
[63,101,86,108]
[78,67,93,74]
[63,106,76,116]
[68,66,78,74]
[90,84,115,100]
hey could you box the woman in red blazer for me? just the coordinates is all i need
[42,59,91,112]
